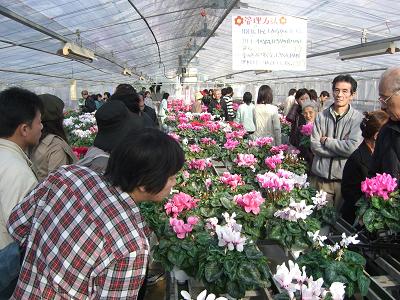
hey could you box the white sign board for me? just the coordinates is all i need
[232,16,307,71]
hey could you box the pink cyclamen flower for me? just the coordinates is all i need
[220,172,244,190]
[188,158,212,171]
[361,173,397,200]
[200,137,217,145]
[169,217,196,239]
[224,139,240,150]
[182,170,190,179]
[199,113,212,121]
[256,170,295,192]
[248,137,274,147]
[189,144,202,153]
[234,191,265,215]
[234,153,257,169]
[205,178,212,190]
[265,153,284,170]
[300,122,313,136]
[168,132,180,141]
[226,130,246,140]
[270,144,289,154]
[164,192,200,217]
[204,121,220,132]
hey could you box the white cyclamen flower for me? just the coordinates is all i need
[329,282,346,300]
[312,190,328,210]
[301,276,324,299]
[307,230,327,247]
[215,224,246,252]
[340,233,360,248]
[327,243,341,253]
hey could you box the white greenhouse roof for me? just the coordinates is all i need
[0,0,400,88]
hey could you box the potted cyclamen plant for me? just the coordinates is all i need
[356,173,400,233]
[296,231,370,298]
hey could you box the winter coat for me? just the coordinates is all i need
[341,141,372,224]
[31,134,77,181]
[310,105,363,180]
[287,103,306,147]
[253,104,281,145]
[370,120,400,179]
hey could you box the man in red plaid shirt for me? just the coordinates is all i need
[7,128,184,299]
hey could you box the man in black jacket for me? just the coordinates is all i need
[139,93,159,127]
[370,67,400,179]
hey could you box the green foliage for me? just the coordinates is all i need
[356,192,400,233]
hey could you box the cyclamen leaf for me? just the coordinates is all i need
[358,274,370,296]
[205,261,223,282]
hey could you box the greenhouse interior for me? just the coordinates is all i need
[0,0,400,299]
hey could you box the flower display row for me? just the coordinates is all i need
[138,108,348,298]
[63,111,97,148]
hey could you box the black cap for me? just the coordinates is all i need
[94,100,143,152]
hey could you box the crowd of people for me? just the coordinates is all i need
[0,67,400,298]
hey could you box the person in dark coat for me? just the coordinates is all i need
[139,93,159,127]
[298,100,317,172]
[286,88,311,147]
[341,110,388,225]
[370,67,400,179]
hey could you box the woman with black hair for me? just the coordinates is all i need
[235,92,255,135]
[286,88,311,147]
[341,110,389,225]
[31,94,77,180]
[253,85,281,145]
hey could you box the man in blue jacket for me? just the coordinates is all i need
[311,74,363,211]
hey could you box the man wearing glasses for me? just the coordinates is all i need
[370,67,400,178]
[310,74,363,211]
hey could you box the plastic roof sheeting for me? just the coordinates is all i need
[0,0,399,96]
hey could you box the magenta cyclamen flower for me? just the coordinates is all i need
[188,158,212,170]
[200,137,217,145]
[199,113,212,121]
[169,217,198,239]
[248,137,274,147]
[361,173,397,200]
[300,122,313,136]
[205,121,220,132]
[226,130,246,140]
[220,172,244,190]
[234,191,265,215]
[270,144,289,154]
[164,192,200,217]
[234,153,257,169]
[265,153,284,170]
[224,139,240,150]
[189,144,202,153]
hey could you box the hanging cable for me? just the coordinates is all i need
[126,0,173,79]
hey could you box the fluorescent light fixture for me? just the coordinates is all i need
[57,42,95,62]
[122,68,132,76]
[181,76,198,83]
[339,41,399,61]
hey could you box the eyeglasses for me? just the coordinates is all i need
[378,89,400,105]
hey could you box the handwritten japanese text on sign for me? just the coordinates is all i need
[232,16,307,71]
